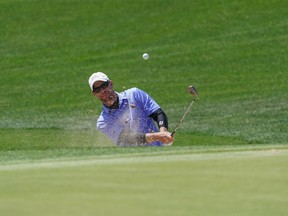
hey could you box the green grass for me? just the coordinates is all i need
[0,0,288,215]
[1,146,288,216]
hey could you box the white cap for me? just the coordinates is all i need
[88,72,109,91]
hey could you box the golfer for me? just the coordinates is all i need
[88,72,174,146]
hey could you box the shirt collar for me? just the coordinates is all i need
[102,91,127,113]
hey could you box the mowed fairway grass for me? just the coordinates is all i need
[0,0,288,215]
[1,146,288,216]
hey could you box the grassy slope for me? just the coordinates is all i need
[0,0,288,159]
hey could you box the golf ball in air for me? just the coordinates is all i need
[142,53,149,60]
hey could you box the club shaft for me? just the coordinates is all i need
[171,99,195,137]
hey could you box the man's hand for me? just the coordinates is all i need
[145,127,174,145]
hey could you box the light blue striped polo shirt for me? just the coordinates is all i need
[97,87,163,146]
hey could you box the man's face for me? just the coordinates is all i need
[92,80,115,105]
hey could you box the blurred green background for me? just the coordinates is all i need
[1,0,287,154]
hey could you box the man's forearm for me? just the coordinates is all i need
[145,130,173,144]
[117,128,173,146]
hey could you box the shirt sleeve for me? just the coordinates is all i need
[131,88,161,116]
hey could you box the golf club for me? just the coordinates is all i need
[171,85,199,137]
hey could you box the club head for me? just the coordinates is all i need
[187,85,199,99]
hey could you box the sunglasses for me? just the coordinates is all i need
[93,81,110,93]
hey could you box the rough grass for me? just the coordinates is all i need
[0,0,288,204]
